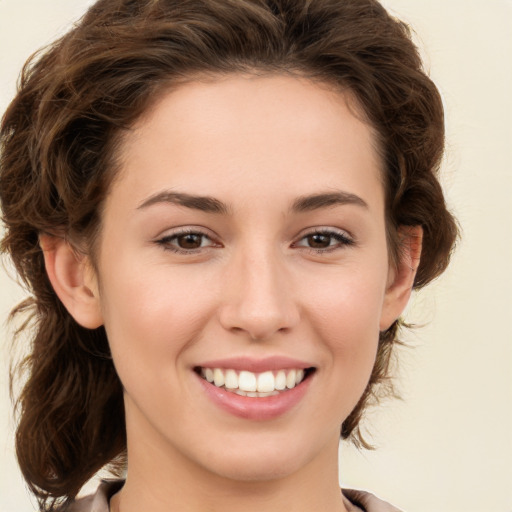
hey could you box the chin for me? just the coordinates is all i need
[190,434,318,483]
[205,455,302,483]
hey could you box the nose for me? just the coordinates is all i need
[218,247,300,341]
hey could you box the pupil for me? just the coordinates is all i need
[308,234,330,248]
[178,234,202,249]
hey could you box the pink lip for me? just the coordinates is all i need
[196,356,314,373]
[195,370,313,421]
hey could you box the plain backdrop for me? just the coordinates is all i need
[1,1,511,511]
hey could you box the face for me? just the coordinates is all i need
[90,74,403,483]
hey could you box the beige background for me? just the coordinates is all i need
[1,1,511,511]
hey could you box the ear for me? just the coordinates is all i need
[379,225,423,331]
[40,234,103,329]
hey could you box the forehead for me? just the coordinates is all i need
[112,73,384,214]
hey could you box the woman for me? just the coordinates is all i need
[0,0,457,511]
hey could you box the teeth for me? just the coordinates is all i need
[213,368,225,387]
[286,369,296,389]
[257,371,275,393]
[239,371,257,392]
[204,368,214,383]
[234,389,279,397]
[224,369,238,389]
[199,367,309,395]
[275,370,286,390]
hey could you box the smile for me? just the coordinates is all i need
[196,367,313,397]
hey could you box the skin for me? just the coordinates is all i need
[42,74,420,512]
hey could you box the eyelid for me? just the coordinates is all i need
[299,225,353,238]
[152,225,354,254]
[154,226,222,253]
[292,227,355,251]
[154,224,217,239]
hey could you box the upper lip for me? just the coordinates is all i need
[195,356,315,373]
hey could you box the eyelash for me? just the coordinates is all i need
[155,228,218,254]
[155,228,354,255]
[292,229,355,254]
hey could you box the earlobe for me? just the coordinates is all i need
[40,234,103,329]
[379,225,423,331]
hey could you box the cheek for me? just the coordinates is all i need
[304,263,386,338]
[98,264,215,378]
[302,266,386,392]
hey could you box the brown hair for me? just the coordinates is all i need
[0,0,458,509]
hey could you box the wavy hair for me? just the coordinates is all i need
[0,0,458,509]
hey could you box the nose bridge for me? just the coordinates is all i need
[219,241,299,340]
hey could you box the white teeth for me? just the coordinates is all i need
[204,368,214,383]
[234,389,279,397]
[224,369,238,389]
[257,391,278,397]
[257,371,275,393]
[213,368,225,387]
[275,370,287,390]
[199,367,309,395]
[238,371,257,392]
[286,369,297,389]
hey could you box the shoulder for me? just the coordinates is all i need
[63,480,124,512]
[343,488,404,512]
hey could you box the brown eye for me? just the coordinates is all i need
[293,229,354,252]
[156,231,216,253]
[176,233,204,249]
[306,233,332,249]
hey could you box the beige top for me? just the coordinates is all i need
[66,480,403,512]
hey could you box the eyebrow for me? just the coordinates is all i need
[137,189,367,215]
[137,191,230,214]
[291,191,368,212]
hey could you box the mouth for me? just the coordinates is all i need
[194,366,316,397]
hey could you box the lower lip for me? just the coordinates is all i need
[196,372,313,421]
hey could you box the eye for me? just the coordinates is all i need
[155,229,218,253]
[293,229,354,252]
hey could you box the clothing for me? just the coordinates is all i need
[65,480,403,512]
[343,488,404,512]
